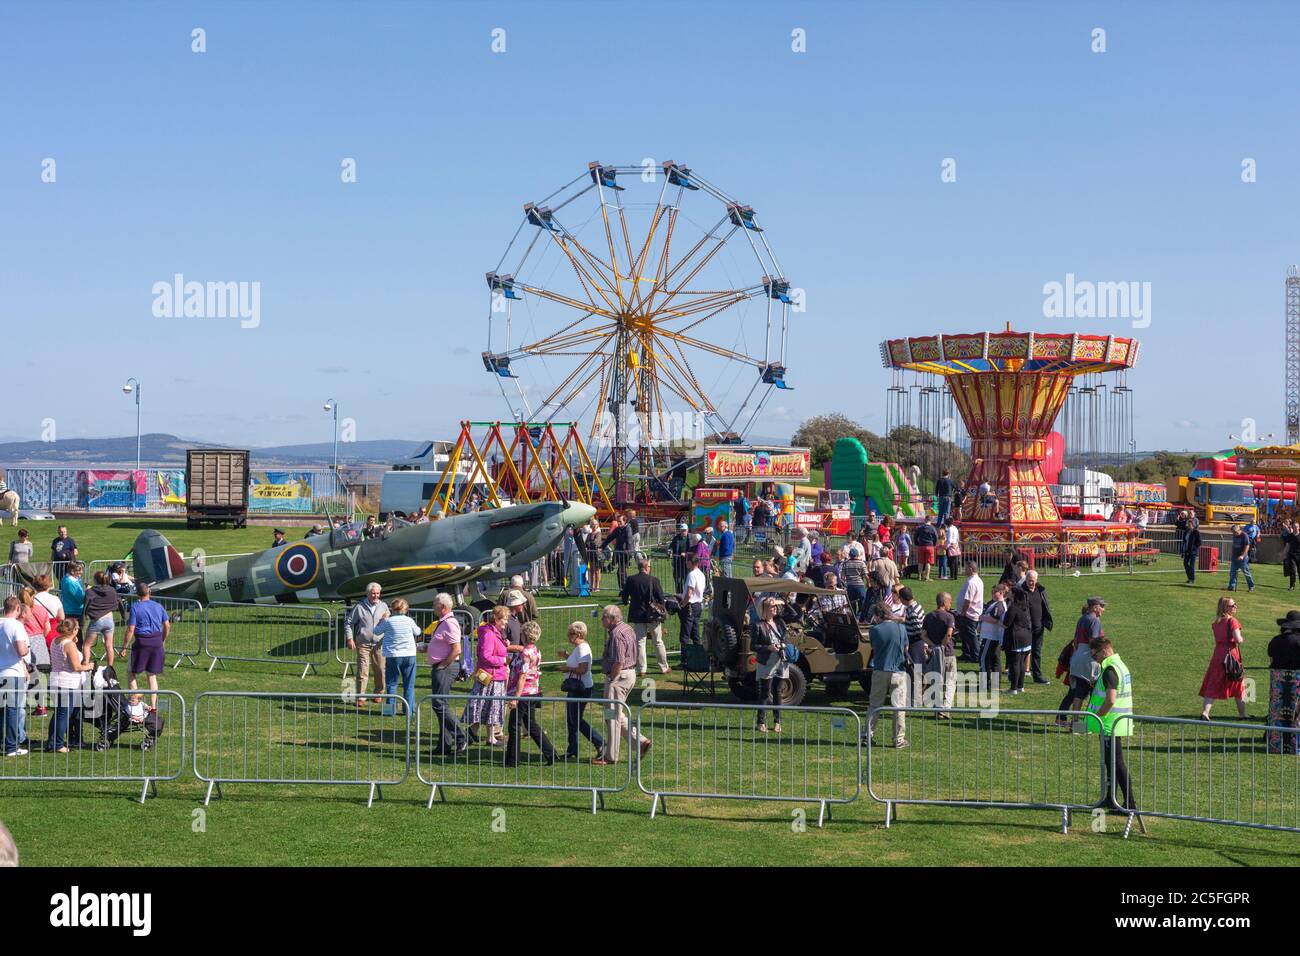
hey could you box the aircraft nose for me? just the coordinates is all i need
[561,501,597,528]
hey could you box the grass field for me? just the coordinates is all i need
[3,517,1299,867]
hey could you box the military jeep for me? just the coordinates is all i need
[704,577,874,706]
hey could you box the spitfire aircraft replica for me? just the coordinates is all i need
[128,500,596,605]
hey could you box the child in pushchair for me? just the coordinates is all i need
[81,665,165,752]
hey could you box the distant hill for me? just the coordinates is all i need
[0,433,427,467]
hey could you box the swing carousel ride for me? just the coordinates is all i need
[881,328,1142,553]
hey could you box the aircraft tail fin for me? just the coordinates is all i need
[131,530,188,584]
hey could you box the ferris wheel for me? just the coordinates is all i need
[482,160,793,487]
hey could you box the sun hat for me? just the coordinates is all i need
[1277,610,1300,629]
[504,589,527,608]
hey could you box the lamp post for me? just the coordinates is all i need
[122,378,141,509]
[323,399,338,508]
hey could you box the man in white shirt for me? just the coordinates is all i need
[681,554,707,647]
[956,561,984,662]
[0,596,31,757]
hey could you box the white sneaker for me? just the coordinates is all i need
[5,748,28,757]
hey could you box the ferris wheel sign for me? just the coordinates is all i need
[703,445,811,484]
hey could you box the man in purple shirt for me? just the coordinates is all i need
[425,593,467,754]
[124,582,170,702]
[593,605,650,766]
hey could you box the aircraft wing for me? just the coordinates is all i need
[143,573,204,597]
[336,563,489,600]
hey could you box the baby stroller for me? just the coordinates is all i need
[81,665,165,752]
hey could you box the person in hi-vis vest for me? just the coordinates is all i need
[1087,635,1137,812]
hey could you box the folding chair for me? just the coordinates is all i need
[680,643,715,697]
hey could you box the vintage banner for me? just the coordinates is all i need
[155,469,187,505]
[703,445,812,485]
[249,471,314,512]
[84,470,146,509]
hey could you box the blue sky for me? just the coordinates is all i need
[2,0,1297,454]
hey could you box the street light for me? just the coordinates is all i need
[122,378,141,508]
[323,399,338,508]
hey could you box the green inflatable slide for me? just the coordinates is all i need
[828,437,925,518]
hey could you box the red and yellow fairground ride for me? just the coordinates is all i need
[880,329,1141,557]
[425,421,615,517]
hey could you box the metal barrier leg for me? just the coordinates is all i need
[204,780,222,805]
[207,657,227,673]
[1123,812,1135,839]
[884,800,894,828]
[367,783,381,808]
[426,784,447,809]
[139,779,157,804]
[817,800,828,828]
[1061,808,1070,834]
[649,792,663,818]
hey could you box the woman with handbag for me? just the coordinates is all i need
[1198,596,1247,720]
[752,597,790,733]
[559,621,605,760]
[461,605,511,746]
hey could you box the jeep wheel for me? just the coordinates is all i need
[727,674,759,702]
[778,665,808,706]
[717,622,741,668]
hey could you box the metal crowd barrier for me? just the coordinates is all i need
[0,686,186,803]
[636,701,862,827]
[865,707,1105,832]
[205,602,334,677]
[1110,715,1300,838]
[106,595,204,669]
[415,693,632,813]
[192,691,411,807]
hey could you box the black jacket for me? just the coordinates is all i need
[1003,604,1033,650]
[1018,584,1053,633]
[620,572,665,624]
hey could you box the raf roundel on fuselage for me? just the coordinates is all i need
[275,542,321,589]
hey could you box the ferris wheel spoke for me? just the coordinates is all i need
[651,328,761,366]
[594,197,628,310]
[653,290,756,323]
[537,230,620,315]
[538,338,615,410]
[644,215,726,305]
[652,226,739,315]
[518,321,617,356]
[652,340,718,414]
[519,283,618,320]
[513,311,610,355]
[645,216,730,310]
[627,203,669,312]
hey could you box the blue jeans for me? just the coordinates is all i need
[383,656,417,716]
[937,496,951,526]
[2,678,22,754]
[1229,555,1255,590]
[565,685,605,756]
[720,557,734,578]
[846,583,869,620]
[46,689,81,750]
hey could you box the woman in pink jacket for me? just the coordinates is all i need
[462,605,510,746]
